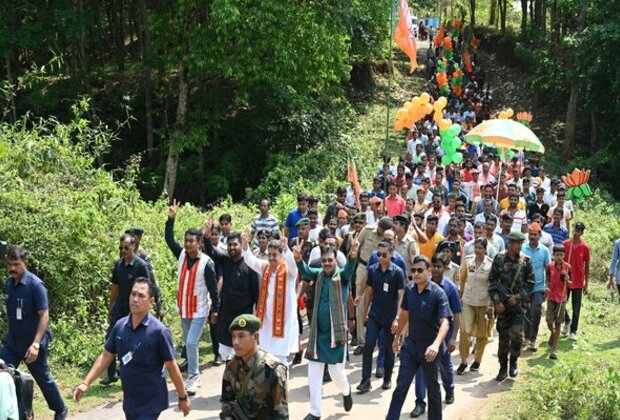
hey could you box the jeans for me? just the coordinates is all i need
[181,317,207,376]
[564,288,583,334]
[377,329,385,369]
[414,344,454,408]
[525,291,545,342]
[362,317,394,381]
[387,341,442,420]
[0,344,66,413]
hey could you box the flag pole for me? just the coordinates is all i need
[382,0,396,216]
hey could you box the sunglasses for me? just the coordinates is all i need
[377,252,390,258]
[119,245,132,251]
[411,267,426,274]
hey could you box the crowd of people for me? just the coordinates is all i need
[2,39,619,420]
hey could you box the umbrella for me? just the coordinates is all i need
[465,119,545,154]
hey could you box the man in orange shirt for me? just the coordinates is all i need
[419,215,444,260]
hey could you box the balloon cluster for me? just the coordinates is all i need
[451,68,464,97]
[497,108,514,119]
[516,112,533,126]
[436,59,450,95]
[394,92,434,131]
[433,96,463,165]
[443,37,453,61]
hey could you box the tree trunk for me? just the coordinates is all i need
[137,0,154,160]
[469,0,476,27]
[590,111,597,149]
[499,0,507,33]
[163,60,189,199]
[562,82,578,159]
[521,0,528,39]
[541,0,547,34]
[551,0,560,43]
[489,0,497,26]
[534,0,543,29]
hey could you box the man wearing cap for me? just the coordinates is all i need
[437,240,460,283]
[521,223,551,351]
[367,196,382,225]
[370,176,386,200]
[562,222,590,340]
[221,314,288,419]
[488,232,535,381]
[353,217,394,355]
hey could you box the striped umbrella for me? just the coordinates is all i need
[465,119,545,154]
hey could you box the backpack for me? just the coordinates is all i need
[0,360,34,420]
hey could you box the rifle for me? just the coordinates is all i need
[220,401,250,420]
[492,279,530,324]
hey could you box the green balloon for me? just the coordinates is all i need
[445,51,453,60]
[451,138,461,149]
[452,153,463,163]
[441,154,452,166]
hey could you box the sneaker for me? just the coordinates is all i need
[569,332,577,341]
[529,340,538,352]
[213,354,223,366]
[561,323,569,335]
[185,374,201,395]
[353,346,364,356]
[350,337,358,347]
[456,363,467,375]
[470,361,480,372]
[550,351,558,360]
[54,407,69,420]
[100,376,118,386]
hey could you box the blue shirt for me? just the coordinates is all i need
[401,280,452,357]
[367,262,405,323]
[367,250,407,275]
[436,277,462,342]
[3,270,52,352]
[610,239,620,284]
[284,208,307,240]
[521,243,551,292]
[543,223,569,245]
[111,255,151,317]
[105,313,175,415]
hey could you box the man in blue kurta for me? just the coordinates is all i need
[294,236,359,420]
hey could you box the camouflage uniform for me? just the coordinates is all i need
[488,251,535,361]
[221,349,289,419]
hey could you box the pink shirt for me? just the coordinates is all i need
[562,240,590,289]
[385,195,406,218]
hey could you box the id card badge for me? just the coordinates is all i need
[383,282,389,292]
[16,308,22,320]
[122,351,133,365]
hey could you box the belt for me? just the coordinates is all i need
[359,259,368,266]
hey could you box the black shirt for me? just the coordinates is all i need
[111,255,150,317]
[204,239,259,347]
[367,262,405,323]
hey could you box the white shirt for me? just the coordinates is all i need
[309,246,347,268]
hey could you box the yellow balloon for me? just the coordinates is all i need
[412,98,421,108]
[438,119,451,130]
[438,96,448,106]
[433,101,445,113]
[420,92,430,105]
[404,101,413,109]
[498,111,508,119]
[433,112,443,122]
[506,108,514,118]
[396,108,408,120]
[423,103,433,115]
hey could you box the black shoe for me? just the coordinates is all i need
[292,352,303,366]
[303,414,320,420]
[509,358,519,378]
[456,363,467,375]
[470,361,480,372]
[343,386,353,412]
[356,379,371,393]
[382,379,392,390]
[353,345,364,356]
[445,389,455,404]
[375,367,385,378]
[178,360,188,372]
[496,363,508,381]
[213,354,223,366]
[410,405,426,418]
[100,376,118,386]
[54,407,69,420]
[350,337,358,347]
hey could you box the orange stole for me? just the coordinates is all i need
[177,256,199,317]
[256,262,287,338]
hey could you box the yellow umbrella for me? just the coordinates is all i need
[465,119,545,154]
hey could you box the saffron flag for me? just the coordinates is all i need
[347,158,362,207]
[394,0,417,73]
[434,24,445,49]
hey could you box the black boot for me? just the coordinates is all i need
[496,359,508,381]
[509,356,519,378]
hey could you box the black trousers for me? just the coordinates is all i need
[563,288,583,334]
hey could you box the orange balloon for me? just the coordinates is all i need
[498,111,508,119]
[396,108,408,120]
[423,103,433,115]
[394,119,405,131]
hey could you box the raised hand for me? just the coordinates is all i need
[292,238,303,262]
[280,229,289,250]
[241,228,251,251]
[168,199,180,219]
[203,218,213,235]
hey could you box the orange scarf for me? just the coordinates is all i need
[256,262,288,338]
[177,256,199,317]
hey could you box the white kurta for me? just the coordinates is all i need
[243,248,299,357]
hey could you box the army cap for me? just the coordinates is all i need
[125,226,145,237]
[437,240,456,253]
[296,217,310,227]
[353,213,367,222]
[507,231,526,242]
[393,213,411,227]
[229,314,261,332]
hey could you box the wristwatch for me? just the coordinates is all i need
[178,394,188,402]
[32,343,40,350]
